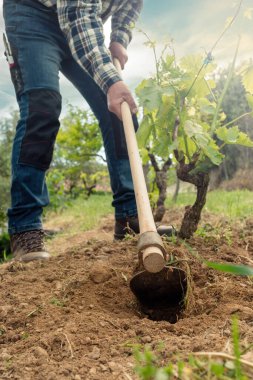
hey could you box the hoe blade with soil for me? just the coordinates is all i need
[130,267,187,310]
[114,59,188,316]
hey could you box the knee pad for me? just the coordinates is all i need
[19,89,62,171]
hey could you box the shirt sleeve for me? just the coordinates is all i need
[57,0,122,94]
[110,0,143,48]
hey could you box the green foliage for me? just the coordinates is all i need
[49,297,65,307]
[205,262,253,277]
[46,105,109,209]
[134,345,175,380]
[136,33,253,233]
[213,66,253,182]
[133,318,252,379]
[0,232,11,262]
[182,239,253,280]
[232,316,243,379]
[80,170,108,197]
[216,126,253,147]
[57,105,102,164]
[0,110,18,229]
[46,169,70,211]
[136,49,253,176]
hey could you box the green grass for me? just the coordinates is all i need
[44,193,113,235]
[45,190,253,237]
[166,190,253,219]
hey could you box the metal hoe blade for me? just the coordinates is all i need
[130,267,187,320]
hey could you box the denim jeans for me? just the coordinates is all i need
[3,0,137,235]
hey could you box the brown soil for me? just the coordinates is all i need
[0,211,253,379]
[219,169,253,191]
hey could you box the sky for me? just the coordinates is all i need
[0,0,252,118]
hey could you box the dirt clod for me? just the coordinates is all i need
[89,261,113,284]
[32,346,49,360]
[88,346,101,360]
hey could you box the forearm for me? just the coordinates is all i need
[57,0,121,93]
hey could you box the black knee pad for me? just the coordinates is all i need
[19,89,62,170]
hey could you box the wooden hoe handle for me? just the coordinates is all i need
[113,58,165,273]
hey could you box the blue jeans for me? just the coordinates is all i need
[3,0,137,235]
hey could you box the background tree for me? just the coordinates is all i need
[210,70,253,187]
[0,111,18,229]
[47,105,109,207]
[0,111,18,259]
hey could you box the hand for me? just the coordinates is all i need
[107,81,138,120]
[109,42,128,70]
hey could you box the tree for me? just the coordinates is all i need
[136,50,253,238]
[47,105,109,205]
[211,69,253,185]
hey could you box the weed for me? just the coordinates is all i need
[49,297,65,307]
[4,358,13,370]
[195,223,233,247]
[26,304,43,318]
[164,233,178,245]
[232,316,243,379]
[21,331,29,340]
[182,240,253,277]
[0,327,6,336]
[133,317,252,379]
[0,249,12,264]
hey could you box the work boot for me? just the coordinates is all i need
[10,229,50,262]
[114,216,177,240]
[114,216,140,240]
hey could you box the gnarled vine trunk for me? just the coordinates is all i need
[173,114,210,239]
[81,178,97,197]
[176,159,210,239]
[148,153,172,222]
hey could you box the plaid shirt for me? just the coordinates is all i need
[37,0,143,93]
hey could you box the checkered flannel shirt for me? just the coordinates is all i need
[37,0,143,93]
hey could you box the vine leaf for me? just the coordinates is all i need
[135,79,161,111]
[216,125,253,147]
[184,120,209,143]
[136,116,154,148]
[202,144,224,166]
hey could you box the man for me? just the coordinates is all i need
[3,0,143,261]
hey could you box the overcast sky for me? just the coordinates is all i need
[0,0,252,118]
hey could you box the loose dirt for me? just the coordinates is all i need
[0,211,252,379]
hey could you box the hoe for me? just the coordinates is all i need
[114,59,187,318]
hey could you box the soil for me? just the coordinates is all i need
[220,169,253,191]
[0,210,253,380]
